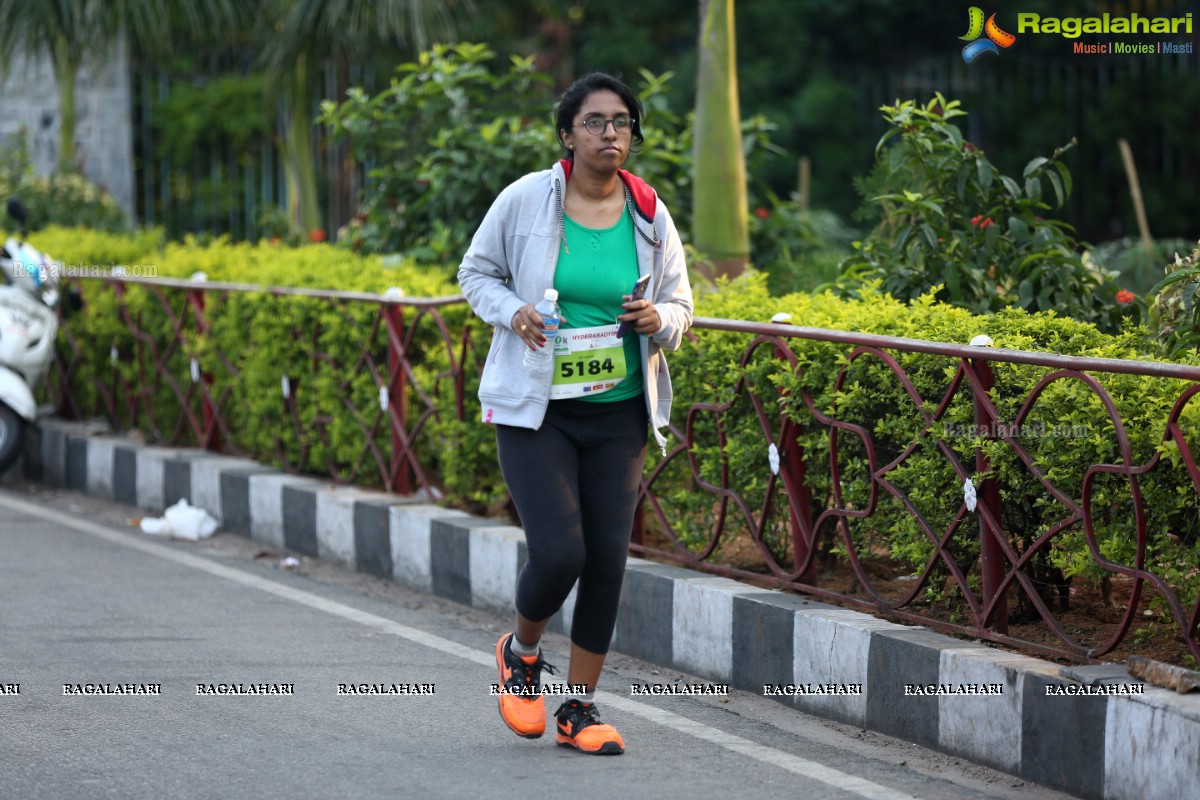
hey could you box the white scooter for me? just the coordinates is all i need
[0,197,61,473]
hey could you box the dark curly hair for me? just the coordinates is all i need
[554,72,644,160]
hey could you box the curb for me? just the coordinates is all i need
[22,420,1200,800]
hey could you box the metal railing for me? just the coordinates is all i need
[50,276,1200,664]
[636,319,1200,665]
[53,275,474,496]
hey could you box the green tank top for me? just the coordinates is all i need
[554,211,644,403]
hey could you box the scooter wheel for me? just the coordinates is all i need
[0,402,23,475]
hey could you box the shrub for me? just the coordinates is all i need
[837,95,1131,333]
[50,228,1200,644]
[668,273,1200,629]
[319,43,557,263]
[1092,236,1197,297]
[1149,240,1200,356]
[37,228,469,494]
[320,43,787,273]
[29,226,163,270]
[0,140,128,233]
[748,193,858,294]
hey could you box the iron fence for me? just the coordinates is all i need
[52,275,473,496]
[50,276,1200,664]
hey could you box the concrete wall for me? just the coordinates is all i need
[0,39,135,218]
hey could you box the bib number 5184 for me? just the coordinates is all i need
[559,357,615,379]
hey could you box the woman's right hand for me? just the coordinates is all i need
[512,305,544,350]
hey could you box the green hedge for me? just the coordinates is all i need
[38,228,1200,645]
[671,274,1200,634]
[0,145,128,234]
[31,227,475,490]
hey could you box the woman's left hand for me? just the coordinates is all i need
[617,296,661,335]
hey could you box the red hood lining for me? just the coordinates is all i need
[557,159,657,224]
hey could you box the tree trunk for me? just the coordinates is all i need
[693,0,748,280]
[282,55,322,236]
[52,36,77,174]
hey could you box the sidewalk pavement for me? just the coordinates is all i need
[19,419,1200,800]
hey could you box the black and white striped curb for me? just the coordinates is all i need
[19,420,1200,800]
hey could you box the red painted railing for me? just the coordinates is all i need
[50,277,1200,664]
[52,276,474,496]
[637,319,1200,664]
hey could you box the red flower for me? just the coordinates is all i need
[309,229,327,243]
[755,207,769,219]
[1116,289,1135,304]
[970,215,996,229]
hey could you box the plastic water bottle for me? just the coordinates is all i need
[523,289,560,376]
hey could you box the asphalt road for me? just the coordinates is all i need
[0,482,1078,800]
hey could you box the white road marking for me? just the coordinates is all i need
[1,493,922,800]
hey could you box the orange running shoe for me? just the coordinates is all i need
[554,699,625,755]
[495,633,555,738]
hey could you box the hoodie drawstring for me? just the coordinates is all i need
[554,176,660,252]
[624,184,660,248]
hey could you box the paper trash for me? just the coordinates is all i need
[139,498,219,541]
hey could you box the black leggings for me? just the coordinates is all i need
[496,395,648,654]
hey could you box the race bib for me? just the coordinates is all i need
[549,324,628,399]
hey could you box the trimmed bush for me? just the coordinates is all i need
[43,229,1200,650]
[673,273,1200,637]
[0,143,128,233]
[34,228,473,493]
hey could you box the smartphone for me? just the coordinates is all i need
[616,274,652,338]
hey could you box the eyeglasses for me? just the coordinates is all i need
[574,115,633,135]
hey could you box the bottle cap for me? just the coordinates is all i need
[544,289,559,301]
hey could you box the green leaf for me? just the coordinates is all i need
[1183,282,1198,314]
[956,164,971,201]
[1023,156,1050,178]
[976,158,994,192]
[1025,176,1042,202]
[1149,266,1200,295]
[479,118,504,143]
[874,127,902,157]
[1007,217,1031,240]
[1000,176,1021,199]
[1037,284,1055,310]
[943,263,961,298]
[1018,279,1034,306]
[1054,161,1073,199]
[933,123,963,149]
[1045,171,1065,208]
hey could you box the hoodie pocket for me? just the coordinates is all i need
[489,330,505,365]
[480,328,546,403]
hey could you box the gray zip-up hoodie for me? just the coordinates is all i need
[457,160,693,453]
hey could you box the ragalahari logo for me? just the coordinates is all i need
[960,7,1017,62]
